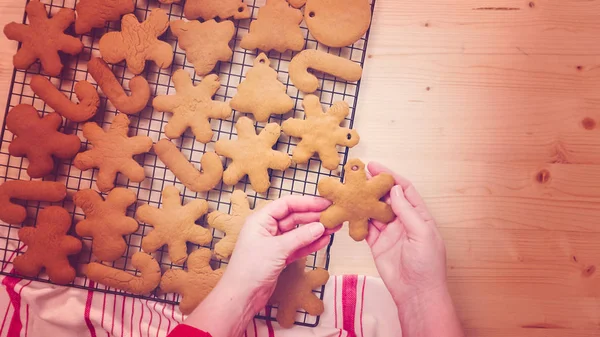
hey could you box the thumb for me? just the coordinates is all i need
[390,185,429,238]
[277,222,325,257]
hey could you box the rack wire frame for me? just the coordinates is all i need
[0,0,375,328]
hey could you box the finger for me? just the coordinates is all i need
[277,222,325,256]
[367,161,426,209]
[278,212,322,233]
[260,195,331,221]
[389,185,430,238]
[370,219,386,231]
[324,224,342,236]
[365,224,380,247]
[286,234,331,265]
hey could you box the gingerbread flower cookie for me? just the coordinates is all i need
[7,104,81,178]
[74,0,135,35]
[160,248,224,314]
[74,114,153,192]
[240,0,304,53]
[183,0,251,21]
[230,53,294,122]
[215,117,291,193]
[14,206,82,285]
[282,95,359,170]
[304,0,371,47]
[74,188,138,262]
[99,8,173,75]
[153,70,231,143]
[136,186,212,265]
[30,75,99,122]
[170,20,235,76]
[0,180,66,225]
[3,0,83,76]
[268,257,329,328]
[84,252,161,295]
[318,158,395,241]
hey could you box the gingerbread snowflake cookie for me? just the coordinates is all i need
[215,117,291,193]
[318,158,395,241]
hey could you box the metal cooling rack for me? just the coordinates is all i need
[0,0,375,327]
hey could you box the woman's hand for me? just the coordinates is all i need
[184,195,335,337]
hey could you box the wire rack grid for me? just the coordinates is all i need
[0,0,375,328]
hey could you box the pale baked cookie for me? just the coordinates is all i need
[183,0,251,21]
[304,0,371,47]
[289,50,362,93]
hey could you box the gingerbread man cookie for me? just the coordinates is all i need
[74,188,138,262]
[183,0,251,21]
[289,49,363,93]
[0,180,66,224]
[136,186,212,265]
[153,71,231,143]
[30,75,99,122]
[84,252,161,295]
[74,114,153,192]
[99,8,173,75]
[304,0,371,47]
[75,0,135,34]
[13,206,82,285]
[3,0,83,76]
[230,53,294,122]
[170,19,235,76]
[282,95,359,170]
[268,257,329,328]
[318,158,395,241]
[7,104,81,178]
[160,248,224,314]
[215,117,291,193]
[207,190,267,260]
[240,0,304,53]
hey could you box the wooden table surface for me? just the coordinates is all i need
[1,0,599,336]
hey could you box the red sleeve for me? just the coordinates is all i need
[167,324,212,337]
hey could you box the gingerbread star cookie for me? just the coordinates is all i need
[282,95,359,170]
[136,186,212,265]
[160,248,224,314]
[3,0,83,76]
[74,114,153,192]
[99,8,173,75]
[240,0,304,53]
[153,70,231,143]
[318,158,395,241]
[170,19,235,76]
[74,188,138,262]
[215,116,291,193]
[6,104,81,178]
[230,53,294,122]
[268,257,329,328]
[183,0,251,21]
[74,0,135,35]
[14,206,82,285]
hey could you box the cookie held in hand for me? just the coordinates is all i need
[215,117,291,193]
[282,95,359,170]
[74,114,153,192]
[7,104,81,178]
[3,0,83,76]
[74,188,138,262]
[136,186,212,265]
[0,180,66,224]
[14,206,82,285]
[268,257,329,328]
[160,248,224,315]
[318,158,395,241]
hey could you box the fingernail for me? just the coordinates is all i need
[392,185,402,197]
[309,222,325,238]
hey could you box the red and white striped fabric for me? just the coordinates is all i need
[0,273,401,337]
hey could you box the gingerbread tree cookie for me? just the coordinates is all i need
[7,104,81,178]
[13,206,82,285]
[136,186,212,265]
[207,190,267,260]
[318,158,395,241]
[3,0,83,76]
[215,117,291,193]
[268,257,329,328]
[160,248,224,314]
[99,8,173,75]
[74,188,138,262]
[230,53,294,122]
[74,114,153,192]
[240,0,304,53]
[183,0,251,21]
[153,71,231,143]
[84,252,161,295]
[74,0,135,35]
[170,20,235,76]
[282,95,359,170]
